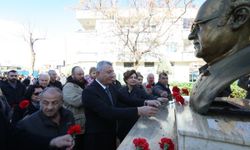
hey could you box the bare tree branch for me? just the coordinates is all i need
[78,0,194,69]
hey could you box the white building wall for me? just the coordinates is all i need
[62,7,204,82]
[170,62,190,82]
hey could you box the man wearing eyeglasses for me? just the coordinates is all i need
[0,70,26,108]
[188,0,250,114]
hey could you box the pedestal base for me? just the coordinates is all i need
[176,105,250,150]
[117,104,176,150]
[118,102,250,150]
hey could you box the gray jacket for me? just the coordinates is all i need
[63,82,85,133]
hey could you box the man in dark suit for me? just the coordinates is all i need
[82,60,161,150]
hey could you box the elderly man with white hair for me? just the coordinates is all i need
[37,73,50,89]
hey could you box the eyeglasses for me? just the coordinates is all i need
[191,16,219,33]
[33,92,41,96]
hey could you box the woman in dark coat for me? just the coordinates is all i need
[12,84,43,125]
[117,70,157,141]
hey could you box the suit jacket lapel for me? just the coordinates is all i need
[93,80,114,106]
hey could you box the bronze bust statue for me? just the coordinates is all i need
[188,0,250,114]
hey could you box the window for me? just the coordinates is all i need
[124,62,134,67]
[166,42,178,52]
[151,25,156,32]
[144,62,154,67]
[189,71,199,82]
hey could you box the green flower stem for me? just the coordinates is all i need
[164,143,169,150]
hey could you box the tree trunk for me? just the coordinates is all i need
[134,59,140,70]
[30,43,36,75]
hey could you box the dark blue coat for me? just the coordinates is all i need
[16,108,74,150]
[82,80,144,150]
[0,80,26,107]
[117,85,156,141]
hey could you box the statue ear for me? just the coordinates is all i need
[230,6,250,30]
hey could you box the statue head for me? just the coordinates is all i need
[188,0,250,64]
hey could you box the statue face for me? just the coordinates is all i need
[188,0,238,63]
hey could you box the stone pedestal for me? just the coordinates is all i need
[117,103,176,150]
[176,104,250,150]
[117,101,250,150]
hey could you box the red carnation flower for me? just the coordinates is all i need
[172,86,180,93]
[146,84,152,88]
[175,95,185,105]
[159,137,174,150]
[67,124,81,135]
[181,88,189,96]
[19,100,30,109]
[133,138,150,150]
[172,91,179,98]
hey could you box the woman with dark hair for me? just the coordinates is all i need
[118,70,167,141]
[119,70,156,100]
[12,84,43,125]
[85,67,97,86]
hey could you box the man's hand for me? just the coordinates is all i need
[157,97,169,103]
[137,106,159,116]
[160,91,169,98]
[50,134,74,150]
[145,100,161,107]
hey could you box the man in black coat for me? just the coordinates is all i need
[1,88,74,150]
[82,60,161,150]
[0,112,74,150]
[0,113,74,150]
[0,70,26,107]
[48,70,63,90]
[16,87,75,150]
[152,72,172,100]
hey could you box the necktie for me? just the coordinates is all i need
[105,87,114,105]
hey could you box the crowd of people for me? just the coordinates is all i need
[1,60,249,150]
[1,0,250,149]
[0,60,173,150]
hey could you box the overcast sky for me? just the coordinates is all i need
[0,0,205,69]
